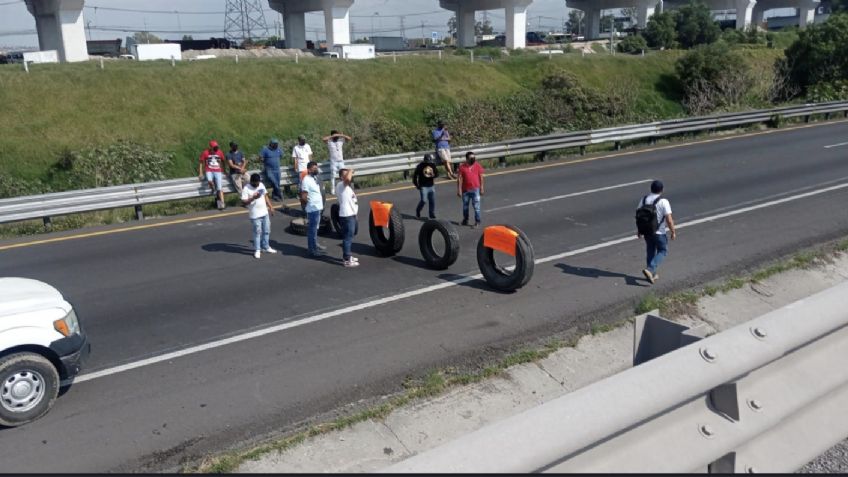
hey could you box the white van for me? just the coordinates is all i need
[0,278,90,427]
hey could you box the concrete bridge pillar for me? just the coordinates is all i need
[752,4,765,26]
[269,0,354,49]
[505,0,532,48]
[24,0,88,62]
[735,0,756,29]
[586,8,601,39]
[798,0,818,28]
[636,0,657,28]
[457,3,477,48]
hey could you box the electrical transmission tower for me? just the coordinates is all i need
[224,0,271,44]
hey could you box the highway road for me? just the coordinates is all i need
[1,121,848,472]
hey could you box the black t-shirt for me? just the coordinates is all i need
[414,162,438,188]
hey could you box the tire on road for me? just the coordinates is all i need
[0,352,60,427]
[369,206,405,256]
[419,219,460,270]
[330,203,342,237]
[289,215,332,236]
[476,224,535,292]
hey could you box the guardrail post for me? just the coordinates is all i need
[825,112,831,120]
[580,145,587,156]
[134,205,144,221]
[535,151,547,162]
[614,141,622,151]
[403,170,409,180]
[804,115,810,123]
[499,156,507,168]
[42,216,51,231]
[650,137,657,145]
[284,184,292,196]
[844,111,848,118]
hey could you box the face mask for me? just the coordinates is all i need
[310,169,319,177]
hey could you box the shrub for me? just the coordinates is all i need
[784,13,848,98]
[644,11,678,49]
[617,34,648,54]
[51,141,173,190]
[676,42,754,113]
[675,1,721,48]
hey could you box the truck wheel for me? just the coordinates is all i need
[0,353,60,427]
[419,219,460,270]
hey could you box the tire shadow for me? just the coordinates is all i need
[392,255,432,270]
[201,243,255,256]
[555,263,649,287]
[436,272,515,294]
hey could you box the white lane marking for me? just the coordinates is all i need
[71,181,848,384]
[824,142,848,149]
[485,179,652,213]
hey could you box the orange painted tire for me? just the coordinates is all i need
[476,224,534,292]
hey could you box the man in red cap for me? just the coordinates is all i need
[199,140,227,210]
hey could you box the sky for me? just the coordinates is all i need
[0,0,578,48]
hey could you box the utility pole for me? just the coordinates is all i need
[400,15,406,40]
[421,21,425,44]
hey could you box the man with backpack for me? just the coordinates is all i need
[635,180,677,284]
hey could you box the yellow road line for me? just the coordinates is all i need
[1,119,845,252]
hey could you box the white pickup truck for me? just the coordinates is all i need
[0,278,90,427]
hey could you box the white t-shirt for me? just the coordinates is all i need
[327,138,345,165]
[335,182,358,217]
[241,183,269,219]
[302,174,324,213]
[637,193,672,235]
[292,144,313,172]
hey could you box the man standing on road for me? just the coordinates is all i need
[432,120,456,180]
[457,151,484,228]
[413,153,439,219]
[300,161,327,258]
[292,135,313,185]
[226,141,249,195]
[241,173,277,259]
[260,138,284,202]
[335,168,360,267]
[323,130,352,195]
[199,140,227,211]
[636,180,677,284]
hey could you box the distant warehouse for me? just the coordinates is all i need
[86,39,122,57]
[370,36,407,52]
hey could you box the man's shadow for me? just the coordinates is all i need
[201,243,254,256]
[555,263,649,287]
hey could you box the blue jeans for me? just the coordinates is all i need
[416,186,436,218]
[645,233,669,274]
[307,210,321,254]
[251,214,270,252]
[462,189,481,224]
[340,215,358,260]
[264,168,282,200]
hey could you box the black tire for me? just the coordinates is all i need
[0,353,60,427]
[369,205,405,256]
[476,224,535,292]
[289,217,307,236]
[318,215,332,236]
[329,204,342,237]
[419,219,460,270]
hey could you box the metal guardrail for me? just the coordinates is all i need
[382,281,848,473]
[1,101,847,225]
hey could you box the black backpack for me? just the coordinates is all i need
[635,195,665,235]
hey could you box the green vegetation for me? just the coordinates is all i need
[617,34,648,54]
[782,13,848,101]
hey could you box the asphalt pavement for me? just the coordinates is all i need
[1,121,847,472]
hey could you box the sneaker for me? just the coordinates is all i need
[263,247,278,254]
[350,256,359,263]
[461,220,469,226]
[642,269,655,284]
[254,250,261,259]
[317,244,327,251]
[653,274,659,281]
[471,222,480,229]
[429,215,436,219]
[344,259,360,268]
[416,211,421,219]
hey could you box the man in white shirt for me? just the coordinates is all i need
[241,173,277,259]
[335,168,360,267]
[300,162,326,257]
[292,135,313,185]
[323,130,353,194]
[636,180,677,284]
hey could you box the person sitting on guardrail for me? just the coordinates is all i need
[198,140,227,211]
[432,120,457,180]
[457,151,485,229]
[241,173,276,259]
[336,168,360,268]
[300,162,327,258]
[260,139,284,202]
[226,141,249,195]
[413,153,439,219]
[635,180,677,284]
[323,130,352,195]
